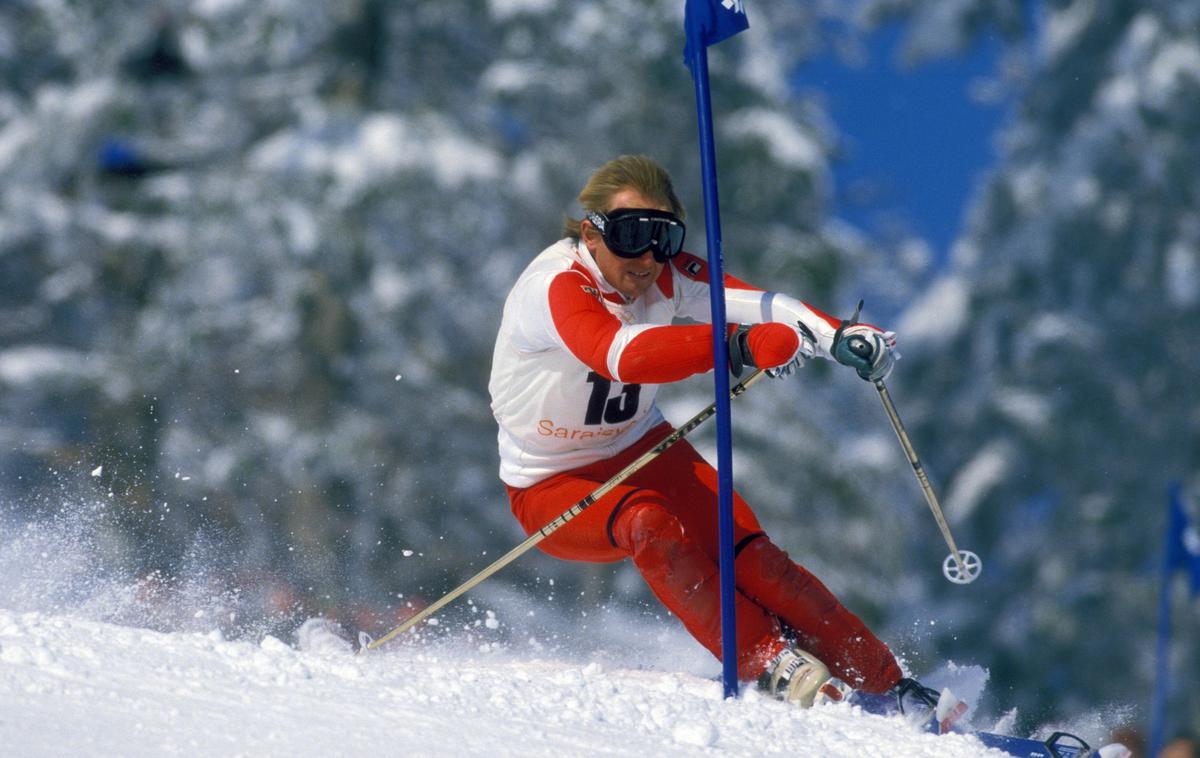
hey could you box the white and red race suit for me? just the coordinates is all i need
[489,237,844,488]
[488,237,904,690]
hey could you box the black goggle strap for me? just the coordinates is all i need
[585,210,608,235]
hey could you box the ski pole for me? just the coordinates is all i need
[842,334,980,584]
[871,378,981,584]
[362,368,769,652]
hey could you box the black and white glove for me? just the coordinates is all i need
[832,323,899,382]
[765,321,817,378]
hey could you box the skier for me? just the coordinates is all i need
[489,154,902,706]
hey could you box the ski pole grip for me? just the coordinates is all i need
[845,334,873,360]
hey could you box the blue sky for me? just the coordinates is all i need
[799,24,1009,264]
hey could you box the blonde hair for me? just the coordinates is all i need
[563,155,686,239]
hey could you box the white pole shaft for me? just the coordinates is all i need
[872,379,968,577]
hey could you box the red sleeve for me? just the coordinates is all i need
[546,271,718,383]
[619,322,799,382]
[546,272,622,378]
[615,325,716,383]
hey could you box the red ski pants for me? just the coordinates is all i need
[506,422,902,692]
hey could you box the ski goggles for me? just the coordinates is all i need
[585,208,686,262]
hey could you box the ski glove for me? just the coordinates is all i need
[831,324,899,382]
[728,322,815,379]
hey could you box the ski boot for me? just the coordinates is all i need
[757,646,849,708]
[849,677,967,734]
[896,677,968,734]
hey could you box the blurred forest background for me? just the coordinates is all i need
[1,0,1197,743]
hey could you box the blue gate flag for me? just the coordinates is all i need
[683,0,749,74]
[1165,482,1200,595]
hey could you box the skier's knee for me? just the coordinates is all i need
[612,503,684,555]
[738,536,839,614]
[738,535,798,581]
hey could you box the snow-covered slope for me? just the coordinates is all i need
[0,610,1007,757]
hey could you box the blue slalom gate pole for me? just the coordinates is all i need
[1150,515,1173,758]
[689,44,738,699]
[1150,481,1183,757]
[684,0,749,699]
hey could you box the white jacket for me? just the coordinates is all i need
[488,238,843,487]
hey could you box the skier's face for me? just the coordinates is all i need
[584,188,667,301]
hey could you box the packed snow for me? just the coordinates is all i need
[0,610,1011,757]
[0,501,1024,757]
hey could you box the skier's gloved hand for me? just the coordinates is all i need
[831,324,899,382]
[728,322,811,379]
[766,321,817,378]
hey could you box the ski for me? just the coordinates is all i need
[973,730,1128,758]
[849,679,1129,758]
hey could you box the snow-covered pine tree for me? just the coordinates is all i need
[883,0,1200,731]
